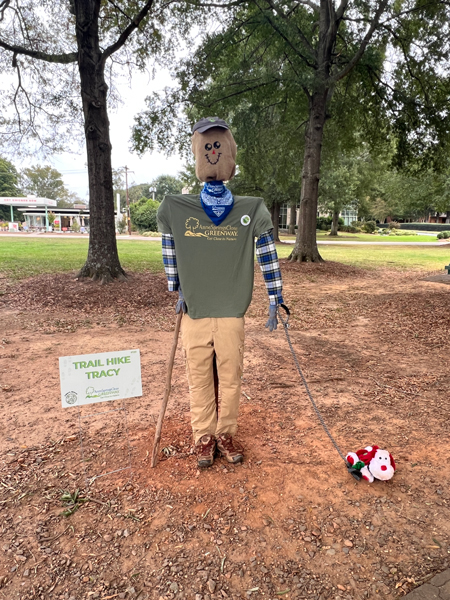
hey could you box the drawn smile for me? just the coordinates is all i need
[205,153,222,165]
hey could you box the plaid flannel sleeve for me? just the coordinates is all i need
[161,233,180,292]
[256,229,284,305]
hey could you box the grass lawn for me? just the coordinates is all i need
[0,237,164,280]
[276,241,449,270]
[281,232,439,242]
[0,236,448,280]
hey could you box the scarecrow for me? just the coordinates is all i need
[157,117,285,468]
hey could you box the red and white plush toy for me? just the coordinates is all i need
[346,446,396,482]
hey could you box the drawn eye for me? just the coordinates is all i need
[214,141,221,149]
[205,143,212,151]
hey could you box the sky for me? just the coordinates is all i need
[49,68,183,201]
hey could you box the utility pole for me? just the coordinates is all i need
[124,165,132,236]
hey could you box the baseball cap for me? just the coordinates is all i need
[192,117,230,134]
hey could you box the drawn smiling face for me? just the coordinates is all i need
[192,126,237,182]
[205,140,222,165]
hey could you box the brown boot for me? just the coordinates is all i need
[217,433,244,464]
[195,435,216,468]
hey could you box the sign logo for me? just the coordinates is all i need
[86,386,119,400]
[65,391,78,405]
[241,215,251,226]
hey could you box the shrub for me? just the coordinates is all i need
[317,216,345,231]
[141,231,161,237]
[71,220,80,233]
[388,221,400,230]
[339,225,360,233]
[130,198,160,231]
[437,231,450,239]
[117,215,127,234]
[362,220,377,233]
[397,230,417,236]
[317,216,331,230]
[386,229,417,236]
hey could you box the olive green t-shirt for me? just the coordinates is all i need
[157,194,273,319]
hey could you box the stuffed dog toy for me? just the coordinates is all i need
[346,446,396,482]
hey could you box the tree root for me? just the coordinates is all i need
[76,264,128,283]
[288,249,324,262]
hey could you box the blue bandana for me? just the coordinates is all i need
[200,181,234,225]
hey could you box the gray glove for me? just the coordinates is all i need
[265,304,278,331]
[176,288,187,314]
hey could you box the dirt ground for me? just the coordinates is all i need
[1,257,450,600]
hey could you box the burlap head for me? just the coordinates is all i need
[191,127,237,182]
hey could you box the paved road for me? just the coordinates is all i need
[284,239,450,246]
[314,240,449,246]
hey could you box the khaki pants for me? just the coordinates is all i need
[181,315,245,443]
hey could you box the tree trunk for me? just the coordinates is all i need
[270,203,280,242]
[289,91,327,262]
[74,0,126,283]
[330,209,339,236]
[288,201,297,235]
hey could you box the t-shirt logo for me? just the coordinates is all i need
[241,215,251,226]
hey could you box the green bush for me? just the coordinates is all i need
[130,197,160,232]
[388,221,400,230]
[397,230,417,236]
[317,216,331,230]
[377,223,450,232]
[362,220,377,233]
[339,225,360,233]
[71,220,80,233]
[317,216,345,231]
[437,231,450,239]
[117,215,127,234]
[384,229,418,236]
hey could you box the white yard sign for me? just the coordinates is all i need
[59,349,142,408]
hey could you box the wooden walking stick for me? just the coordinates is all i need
[151,311,183,467]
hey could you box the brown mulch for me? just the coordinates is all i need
[279,259,368,280]
[4,271,172,314]
[1,262,450,600]
[1,272,176,332]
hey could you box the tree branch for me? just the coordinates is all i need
[329,0,389,84]
[106,0,133,24]
[293,0,319,12]
[253,0,317,68]
[0,39,77,63]
[263,0,316,56]
[190,77,281,107]
[0,0,10,21]
[101,0,157,64]
[335,0,349,23]
[183,0,247,6]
